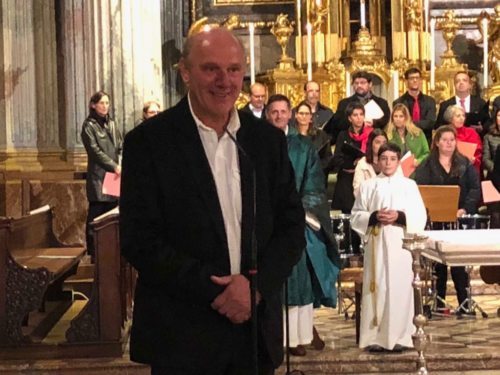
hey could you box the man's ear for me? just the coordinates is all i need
[178,58,190,85]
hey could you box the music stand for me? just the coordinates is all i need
[418,185,460,316]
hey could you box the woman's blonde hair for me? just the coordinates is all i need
[385,103,422,140]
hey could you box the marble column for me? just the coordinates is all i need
[57,0,164,170]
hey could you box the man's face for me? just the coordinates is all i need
[405,73,421,92]
[348,108,365,129]
[378,150,400,177]
[454,73,471,96]
[179,29,245,122]
[353,78,371,96]
[266,100,292,131]
[305,82,320,106]
[250,84,266,110]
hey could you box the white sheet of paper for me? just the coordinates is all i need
[364,99,384,120]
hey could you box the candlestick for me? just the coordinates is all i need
[482,18,489,89]
[430,18,436,90]
[345,71,351,97]
[360,0,366,28]
[424,0,429,33]
[306,22,313,81]
[249,23,255,85]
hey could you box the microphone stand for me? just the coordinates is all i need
[225,129,259,375]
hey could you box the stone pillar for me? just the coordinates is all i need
[57,0,164,170]
[161,0,185,108]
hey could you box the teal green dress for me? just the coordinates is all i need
[286,126,340,307]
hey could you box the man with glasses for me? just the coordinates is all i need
[393,67,436,144]
[241,82,267,118]
[324,71,390,144]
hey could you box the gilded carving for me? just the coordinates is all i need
[404,0,422,31]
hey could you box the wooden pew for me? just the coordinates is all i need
[0,206,86,346]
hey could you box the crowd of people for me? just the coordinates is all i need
[80,26,500,374]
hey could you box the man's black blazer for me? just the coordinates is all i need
[393,91,436,141]
[120,97,305,371]
[435,96,490,133]
[324,94,390,144]
[241,102,265,119]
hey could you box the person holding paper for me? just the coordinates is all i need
[353,128,388,197]
[324,71,390,144]
[414,125,481,314]
[435,71,490,135]
[444,105,483,174]
[351,143,427,352]
[266,94,340,357]
[81,90,123,259]
[331,102,373,213]
[393,67,436,145]
[483,107,500,180]
[385,103,429,170]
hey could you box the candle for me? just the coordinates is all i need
[430,18,436,90]
[345,71,351,97]
[306,22,313,81]
[424,0,430,33]
[297,0,301,38]
[482,18,489,89]
[392,70,399,100]
[360,0,366,28]
[249,23,255,85]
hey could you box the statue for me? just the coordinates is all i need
[404,0,422,31]
[487,5,500,83]
[309,0,328,33]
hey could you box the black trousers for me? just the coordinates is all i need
[435,263,469,309]
[85,201,118,258]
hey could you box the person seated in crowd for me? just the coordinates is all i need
[294,100,333,180]
[266,94,340,357]
[483,107,500,228]
[241,82,267,118]
[444,105,483,175]
[393,67,436,145]
[324,70,390,144]
[351,143,426,353]
[331,102,373,213]
[414,126,481,315]
[292,81,334,129]
[353,128,388,197]
[493,95,500,118]
[142,100,161,120]
[436,71,490,134]
[386,103,429,169]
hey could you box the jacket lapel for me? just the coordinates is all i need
[168,98,228,249]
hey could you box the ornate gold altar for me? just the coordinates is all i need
[193,1,499,110]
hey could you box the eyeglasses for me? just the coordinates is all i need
[297,112,312,116]
[407,76,421,81]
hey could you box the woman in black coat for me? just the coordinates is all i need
[81,91,123,258]
[414,125,481,314]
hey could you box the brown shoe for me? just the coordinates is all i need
[289,345,307,356]
[311,326,325,350]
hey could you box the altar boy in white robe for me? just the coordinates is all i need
[351,143,427,353]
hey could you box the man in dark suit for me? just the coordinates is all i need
[324,70,390,144]
[241,82,267,119]
[493,95,500,118]
[435,71,490,134]
[291,81,334,129]
[393,67,436,145]
[120,27,305,375]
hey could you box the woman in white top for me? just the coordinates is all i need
[353,128,388,197]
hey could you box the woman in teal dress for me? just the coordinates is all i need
[386,103,429,168]
[285,109,340,357]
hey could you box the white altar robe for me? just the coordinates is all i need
[351,174,427,349]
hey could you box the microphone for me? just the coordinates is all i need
[224,128,259,375]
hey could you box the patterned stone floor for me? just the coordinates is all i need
[2,296,500,374]
[277,295,500,374]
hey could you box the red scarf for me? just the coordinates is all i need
[349,125,373,153]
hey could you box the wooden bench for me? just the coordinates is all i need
[0,206,86,345]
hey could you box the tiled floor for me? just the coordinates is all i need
[277,295,500,374]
